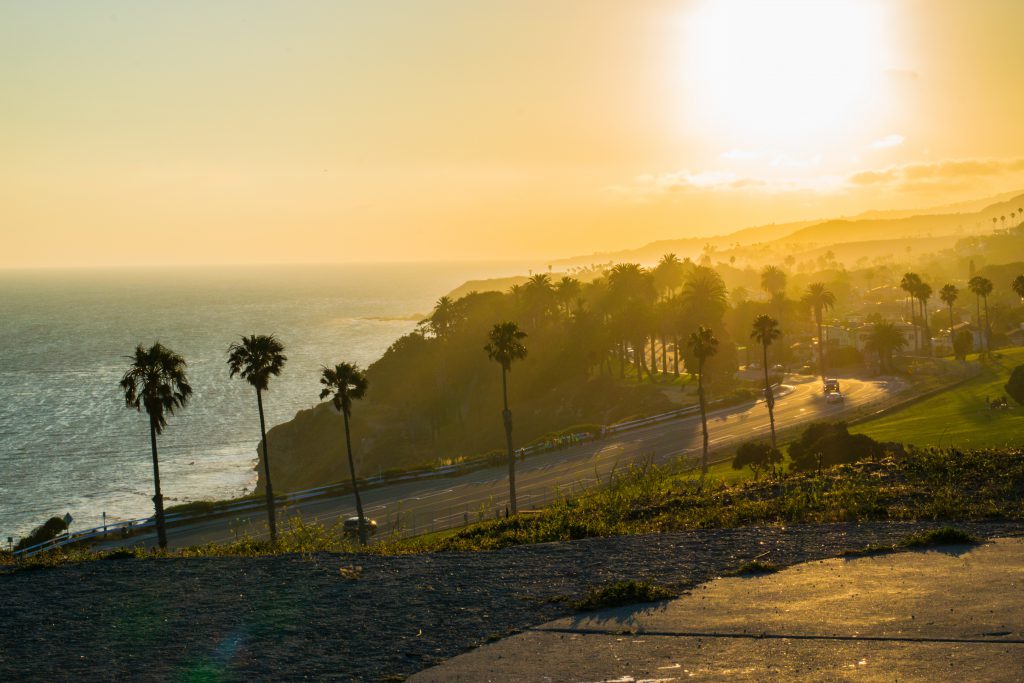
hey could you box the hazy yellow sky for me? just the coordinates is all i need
[4,0,1024,267]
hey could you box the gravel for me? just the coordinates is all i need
[3,520,1022,681]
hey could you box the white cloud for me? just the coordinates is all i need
[720,149,760,161]
[870,134,905,149]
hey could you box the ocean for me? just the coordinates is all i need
[0,262,524,541]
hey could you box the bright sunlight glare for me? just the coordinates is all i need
[682,0,890,148]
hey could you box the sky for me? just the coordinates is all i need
[4,0,1024,268]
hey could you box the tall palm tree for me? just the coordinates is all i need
[939,284,958,353]
[801,283,835,379]
[915,281,933,355]
[319,362,370,545]
[865,321,907,373]
[751,315,781,449]
[968,276,994,355]
[228,334,287,543]
[485,322,528,514]
[687,326,718,483]
[900,272,922,352]
[120,343,192,550]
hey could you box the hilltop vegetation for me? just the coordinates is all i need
[259,192,1024,494]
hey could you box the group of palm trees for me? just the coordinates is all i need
[899,272,1006,357]
[120,335,373,548]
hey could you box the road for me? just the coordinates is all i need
[98,376,896,550]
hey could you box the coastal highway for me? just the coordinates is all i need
[98,376,897,550]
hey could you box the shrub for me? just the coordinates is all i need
[733,441,782,479]
[15,517,68,551]
[1005,365,1024,405]
[953,329,974,361]
[572,580,678,610]
[788,422,886,472]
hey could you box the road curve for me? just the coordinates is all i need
[97,376,896,550]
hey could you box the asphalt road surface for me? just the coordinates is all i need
[98,376,896,550]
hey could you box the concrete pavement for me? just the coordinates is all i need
[410,537,1024,682]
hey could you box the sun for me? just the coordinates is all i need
[680,0,890,149]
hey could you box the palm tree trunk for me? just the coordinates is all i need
[256,388,277,543]
[815,309,825,379]
[634,346,643,383]
[949,304,955,356]
[660,335,668,374]
[342,410,368,545]
[913,296,921,352]
[698,360,709,485]
[673,336,680,376]
[649,335,657,380]
[501,366,517,514]
[762,342,777,449]
[976,295,982,355]
[983,295,991,354]
[149,418,168,550]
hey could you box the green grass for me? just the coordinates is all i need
[572,580,678,610]
[5,446,1017,572]
[855,348,1024,449]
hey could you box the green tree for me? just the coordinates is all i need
[120,343,192,549]
[801,282,835,379]
[1005,365,1024,405]
[865,321,906,372]
[319,362,370,545]
[732,441,781,480]
[750,314,781,449]
[760,265,787,297]
[939,284,958,354]
[687,325,718,482]
[915,281,933,355]
[653,253,686,300]
[485,322,528,514]
[968,276,994,355]
[900,272,922,352]
[228,334,287,543]
[1012,275,1024,302]
[554,276,582,317]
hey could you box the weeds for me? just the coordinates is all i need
[572,580,678,611]
[727,560,778,576]
[900,526,980,548]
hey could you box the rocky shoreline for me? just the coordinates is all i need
[3,520,1022,681]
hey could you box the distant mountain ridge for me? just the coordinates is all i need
[553,189,1024,267]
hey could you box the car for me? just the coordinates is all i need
[771,364,785,373]
[343,516,378,537]
[825,391,844,404]
[823,378,840,394]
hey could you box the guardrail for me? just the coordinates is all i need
[11,384,783,558]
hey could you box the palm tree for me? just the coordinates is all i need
[900,272,922,351]
[751,315,781,449]
[485,322,528,514]
[228,334,287,543]
[760,265,786,297]
[915,281,933,355]
[319,362,370,545]
[653,253,686,300]
[120,343,193,550]
[1012,275,1024,302]
[801,283,835,379]
[687,326,718,483]
[939,284,958,353]
[968,276,994,355]
[865,321,907,372]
